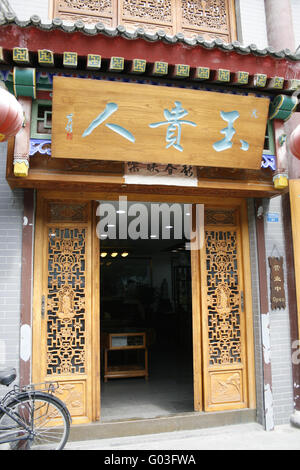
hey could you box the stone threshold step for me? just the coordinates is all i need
[69,408,257,442]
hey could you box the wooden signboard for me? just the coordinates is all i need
[52,77,269,169]
[268,256,286,310]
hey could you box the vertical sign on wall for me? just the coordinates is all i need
[268,256,286,310]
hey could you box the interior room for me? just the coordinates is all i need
[98,201,194,421]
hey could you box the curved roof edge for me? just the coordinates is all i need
[1,12,300,62]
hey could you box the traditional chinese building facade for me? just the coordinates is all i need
[1,0,300,438]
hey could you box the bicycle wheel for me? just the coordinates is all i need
[0,392,70,450]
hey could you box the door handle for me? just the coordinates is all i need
[41,295,45,319]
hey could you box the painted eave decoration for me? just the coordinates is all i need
[1,14,300,89]
[0,13,300,61]
[0,87,23,141]
[0,13,298,191]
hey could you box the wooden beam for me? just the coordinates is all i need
[190,204,203,411]
[6,171,280,198]
[19,189,35,388]
[254,198,274,431]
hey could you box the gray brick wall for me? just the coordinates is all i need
[263,196,294,425]
[0,142,23,393]
[248,197,294,426]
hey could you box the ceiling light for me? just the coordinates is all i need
[116,210,126,214]
[165,225,173,229]
[111,252,118,257]
[121,252,129,257]
[185,212,191,216]
[100,252,108,258]
[150,235,157,238]
[107,224,116,228]
[100,234,108,238]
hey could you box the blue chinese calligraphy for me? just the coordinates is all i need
[149,101,197,152]
[213,110,249,152]
[240,139,249,151]
[65,113,73,140]
[65,113,73,133]
[82,102,135,143]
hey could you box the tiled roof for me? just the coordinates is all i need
[1,12,300,62]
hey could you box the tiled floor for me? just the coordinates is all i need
[100,343,194,421]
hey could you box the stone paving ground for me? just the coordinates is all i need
[65,422,300,451]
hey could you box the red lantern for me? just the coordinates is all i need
[0,88,23,142]
[290,124,300,160]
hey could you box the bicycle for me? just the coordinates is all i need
[0,368,71,450]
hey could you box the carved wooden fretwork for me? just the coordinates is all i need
[205,208,236,226]
[205,230,241,366]
[122,0,172,22]
[210,371,241,404]
[52,0,236,41]
[180,0,230,40]
[120,0,173,34]
[47,201,89,223]
[61,0,112,12]
[181,0,227,29]
[53,0,115,26]
[55,382,85,416]
[46,227,87,375]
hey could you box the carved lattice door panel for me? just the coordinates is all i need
[200,208,248,411]
[34,198,96,424]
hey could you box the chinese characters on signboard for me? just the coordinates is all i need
[126,162,195,177]
[268,256,286,310]
[79,101,251,154]
[124,162,197,187]
[52,77,269,169]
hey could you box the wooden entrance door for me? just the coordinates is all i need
[199,206,254,411]
[32,193,255,422]
[32,195,100,424]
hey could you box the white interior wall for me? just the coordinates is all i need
[8,0,50,21]
[237,0,268,48]
[291,0,300,50]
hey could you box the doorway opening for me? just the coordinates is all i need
[99,200,194,421]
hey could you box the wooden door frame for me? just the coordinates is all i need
[32,190,256,422]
